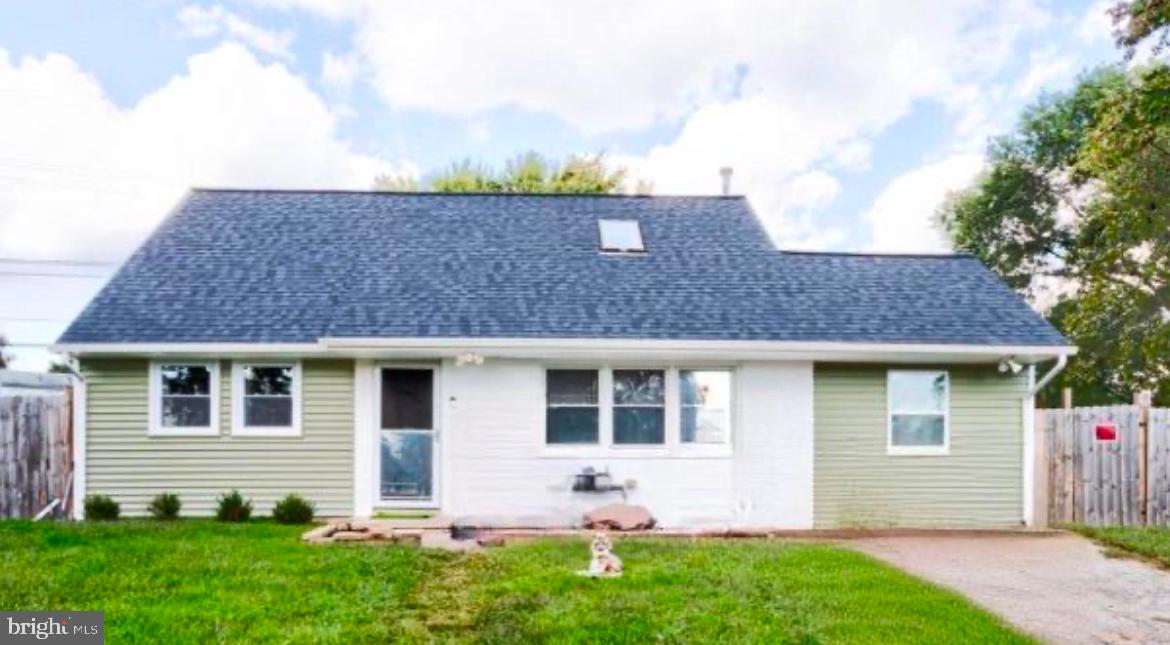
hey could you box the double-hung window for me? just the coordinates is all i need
[150,362,219,436]
[888,370,949,454]
[612,369,666,444]
[546,369,600,444]
[233,362,300,436]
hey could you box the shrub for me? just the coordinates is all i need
[84,494,120,521]
[148,493,181,520]
[272,494,315,524]
[215,490,252,522]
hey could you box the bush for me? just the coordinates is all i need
[148,493,181,520]
[272,494,315,524]
[215,490,252,522]
[84,495,120,521]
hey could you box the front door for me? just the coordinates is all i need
[378,368,438,506]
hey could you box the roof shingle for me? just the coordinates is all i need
[58,189,1068,347]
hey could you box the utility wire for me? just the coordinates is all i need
[0,257,117,267]
[0,271,109,279]
[0,174,138,195]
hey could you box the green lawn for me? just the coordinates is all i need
[0,521,1029,644]
[1071,525,1170,568]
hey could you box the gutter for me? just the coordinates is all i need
[1029,353,1068,396]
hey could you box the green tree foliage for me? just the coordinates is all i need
[373,152,627,194]
[938,66,1170,405]
[1112,0,1170,58]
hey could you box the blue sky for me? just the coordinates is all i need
[0,0,1125,368]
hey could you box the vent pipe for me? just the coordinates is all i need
[719,167,733,196]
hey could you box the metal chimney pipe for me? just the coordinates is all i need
[719,167,733,195]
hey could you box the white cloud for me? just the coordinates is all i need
[1078,0,1114,45]
[321,50,359,90]
[179,4,295,60]
[1013,47,1075,100]
[0,43,406,261]
[262,0,1047,134]
[249,0,1050,249]
[0,44,411,367]
[863,154,985,254]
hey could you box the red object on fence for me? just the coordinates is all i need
[1095,423,1117,441]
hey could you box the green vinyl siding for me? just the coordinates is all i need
[814,364,1027,528]
[82,358,354,517]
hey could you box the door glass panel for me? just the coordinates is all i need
[380,369,435,501]
[381,369,433,430]
[380,431,433,499]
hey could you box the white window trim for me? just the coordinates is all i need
[232,360,302,437]
[148,360,220,437]
[611,367,667,447]
[542,365,734,458]
[544,369,603,446]
[887,369,950,456]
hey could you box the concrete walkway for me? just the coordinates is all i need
[848,533,1170,644]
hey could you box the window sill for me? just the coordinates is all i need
[232,427,302,438]
[887,446,949,456]
[148,427,219,438]
[539,446,731,460]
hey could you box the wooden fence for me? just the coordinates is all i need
[0,372,74,519]
[1040,401,1170,526]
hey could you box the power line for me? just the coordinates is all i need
[0,174,138,195]
[0,257,118,267]
[0,157,128,181]
[0,271,109,279]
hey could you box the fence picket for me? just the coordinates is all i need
[1040,404,1170,526]
[0,384,73,519]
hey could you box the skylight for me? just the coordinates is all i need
[598,219,645,253]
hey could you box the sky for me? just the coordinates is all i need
[0,0,1126,370]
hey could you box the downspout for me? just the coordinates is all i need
[68,355,87,521]
[1022,353,1069,527]
[1030,354,1068,396]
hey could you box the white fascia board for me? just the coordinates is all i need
[52,343,326,357]
[54,337,1077,363]
[318,337,1077,363]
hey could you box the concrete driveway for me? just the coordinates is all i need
[847,533,1170,644]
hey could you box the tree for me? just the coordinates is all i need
[371,174,420,192]
[374,152,628,194]
[1111,0,1170,58]
[48,360,74,375]
[938,65,1170,405]
[0,335,9,369]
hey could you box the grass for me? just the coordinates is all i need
[1070,524,1170,568]
[0,521,1029,644]
[0,521,441,643]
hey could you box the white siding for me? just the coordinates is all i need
[435,359,814,528]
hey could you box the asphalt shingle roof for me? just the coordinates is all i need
[58,189,1068,347]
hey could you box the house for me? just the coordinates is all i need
[54,189,1074,529]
